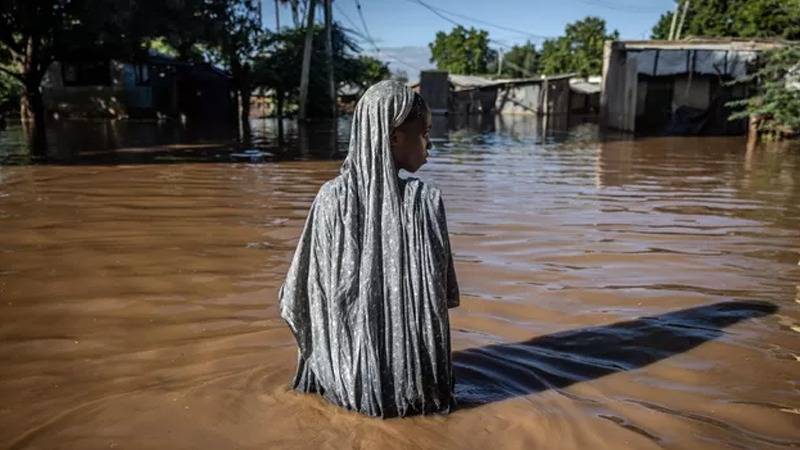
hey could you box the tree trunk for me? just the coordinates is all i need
[298,0,316,120]
[276,90,285,146]
[239,64,252,142]
[323,0,335,119]
[17,35,48,155]
[20,77,47,156]
[231,57,252,143]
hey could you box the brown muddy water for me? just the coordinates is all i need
[1,116,799,449]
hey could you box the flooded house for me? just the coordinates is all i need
[416,70,600,117]
[600,38,786,135]
[42,52,235,123]
[569,76,602,114]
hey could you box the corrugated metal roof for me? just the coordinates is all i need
[569,80,601,95]
[450,73,578,91]
[617,38,791,51]
[448,74,499,90]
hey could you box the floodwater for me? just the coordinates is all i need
[1,116,799,449]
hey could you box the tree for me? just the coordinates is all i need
[323,0,334,119]
[728,45,800,140]
[0,69,21,115]
[202,0,264,140]
[539,17,618,76]
[139,1,211,63]
[341,55,390,91]
[651,0,800,40]
[254,24,388,120]
[0,0,136,152]
[429,26,496,75]
[496,41,539,78]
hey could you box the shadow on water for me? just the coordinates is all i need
[454,301,777,408]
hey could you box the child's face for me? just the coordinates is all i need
[391,109,432,173]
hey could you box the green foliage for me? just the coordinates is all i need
[539,17,618,76]
[651,0,800,40]
[650,10,674,40]
[202,0,263,71]
[253,24,389,117]
[728,45,800,139]
[497,41,539,78]
[145,37,180,58]
[429,26,496,75]
[0,70,22,113]
[0,0,137,80]
[348,55,391,89]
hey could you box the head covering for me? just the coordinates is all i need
[279,80,459,417]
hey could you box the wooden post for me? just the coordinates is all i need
[298,0,316,121]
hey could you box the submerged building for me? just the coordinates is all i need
[42,52,235,123]
[600,38,786,135]
[415,71,599,117]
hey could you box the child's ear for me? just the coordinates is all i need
[390,128,399,146]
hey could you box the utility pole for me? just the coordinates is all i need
[324,0,335,119]
[274,0,280,30]
[497,49,503,76]
[667,0,681,40]
[299,0,316,120]
[675,0,691,40]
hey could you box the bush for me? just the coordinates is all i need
[728,45,800,140]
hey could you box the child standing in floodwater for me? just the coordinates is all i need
[279,80,460,418]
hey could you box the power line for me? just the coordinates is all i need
[410,0,461,27]
[353,0,378,51]
[571,0,666,13]
[333,2,370,41]
[408,0,555,41]
[351,0,425,72]
[406,0,541,78]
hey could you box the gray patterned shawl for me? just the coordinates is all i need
[279,80,459,417]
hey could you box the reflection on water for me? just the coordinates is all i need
[1,114,799,449]
[0,113,602,165]
[0,117,350,165]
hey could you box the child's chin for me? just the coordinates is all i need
[408,162,425,173]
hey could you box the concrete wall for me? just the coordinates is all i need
[496,83,542,114]
[451,89,497,114]
[544,78,572,115]
[419,71,449,114]
[495,80,572,116]
[601,42,638,132]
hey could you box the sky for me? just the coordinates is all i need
[260,0,676,76]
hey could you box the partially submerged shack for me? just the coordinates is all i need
[415,71,599,116]
[600,38,786,135]
[42,52,235,122]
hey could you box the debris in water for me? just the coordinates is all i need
[231,149,275,163]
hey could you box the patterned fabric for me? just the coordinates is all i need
[279,80,460,418]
